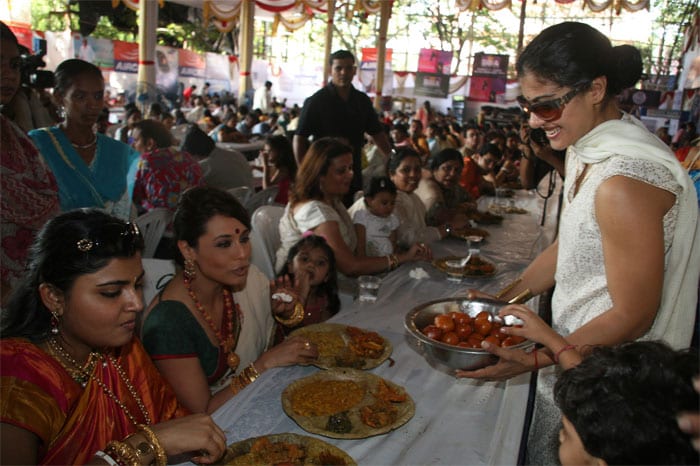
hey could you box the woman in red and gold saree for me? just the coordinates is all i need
[0,210,226,465]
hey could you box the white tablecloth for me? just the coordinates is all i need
[178,187,561,466]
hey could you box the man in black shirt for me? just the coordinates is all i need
[294,50,393,201]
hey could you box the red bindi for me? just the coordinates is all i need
[235,228,240,234]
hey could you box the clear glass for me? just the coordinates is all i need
[357,275,381,302]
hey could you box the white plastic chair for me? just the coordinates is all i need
[250,205,284,279]
[134,208,171,258]
[244,185,280,213]
[141,258,176,306]
[227,186,252,206]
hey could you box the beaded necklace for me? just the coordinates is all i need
[183,275,243,371]
[48,338,152,426]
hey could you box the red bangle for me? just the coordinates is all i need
[554,344,577,363]
[532,348,539,371]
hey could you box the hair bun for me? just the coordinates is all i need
[608,44,642,95]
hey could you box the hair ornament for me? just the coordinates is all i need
[76,238,95,252]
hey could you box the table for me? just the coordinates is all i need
[179,188,560,466]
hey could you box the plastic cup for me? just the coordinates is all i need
[357,275,381,303]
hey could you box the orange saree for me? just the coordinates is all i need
[0,338,188,465]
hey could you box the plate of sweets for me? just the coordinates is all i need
[432,255,496,279]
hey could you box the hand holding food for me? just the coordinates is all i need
[150,414,227,464]
[256,335,318,371]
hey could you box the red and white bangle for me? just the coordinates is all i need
[554,344,577,363]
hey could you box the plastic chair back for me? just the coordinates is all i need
[134,208,171,258]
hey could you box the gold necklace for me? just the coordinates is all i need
[48,338,152,426]
[70,136,97,150]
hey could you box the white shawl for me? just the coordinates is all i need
[571,113,700,349]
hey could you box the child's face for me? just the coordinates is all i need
[366,191,396,218]
[290,246,330,286]
[558,416,602,466]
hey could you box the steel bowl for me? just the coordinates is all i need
[404,297,531,371]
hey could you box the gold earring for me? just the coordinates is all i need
[50,311,60,335]
[183,259,196,281]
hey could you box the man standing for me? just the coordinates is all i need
[294,50,392,200]
[253,80,273,114]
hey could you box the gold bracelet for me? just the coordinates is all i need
[274,301,305,327]
[494,277,523,301]
[508,288,533,304]
[385,255,392,271]
[245,362,260,382]
[105,441,140,466]
[138,424,167,466]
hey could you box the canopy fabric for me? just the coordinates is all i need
[455,0,649,13]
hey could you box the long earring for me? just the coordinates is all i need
[50,311,60,335]
[183,259,197,281]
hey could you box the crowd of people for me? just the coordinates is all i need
[1,18,699,466]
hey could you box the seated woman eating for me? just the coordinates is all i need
[0,209,225,465]
[141,186,318,414]
[275,137,429,277]
[415,148,476,227]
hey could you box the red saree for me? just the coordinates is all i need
[0,338,188,465]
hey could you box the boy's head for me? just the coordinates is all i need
[554,341,699,466]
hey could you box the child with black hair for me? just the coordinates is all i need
[352,176,400,257]
[275,234,341,341]
[496,304,699,465]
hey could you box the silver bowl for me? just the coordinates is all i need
[404,297,531,371]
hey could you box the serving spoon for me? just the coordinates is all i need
[445,248,480,269]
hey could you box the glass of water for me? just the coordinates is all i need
[357,275,381,303]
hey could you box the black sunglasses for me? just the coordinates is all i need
[517,87,582,122]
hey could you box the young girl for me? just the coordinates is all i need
[276,234,341,340]
[352,176,401,257]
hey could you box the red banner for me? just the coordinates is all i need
[8,24,33,52]
[113,40,139,73]
[361,47,392,63]
[178,48,206,78]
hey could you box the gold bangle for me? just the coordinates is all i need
[138,424,167,466]
[246,362,260,382]
[274,301,304,327]
[105,441,140,466]
[508,288,533,304]
[494,277,523,300]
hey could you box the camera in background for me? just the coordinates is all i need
[19,38,54,90]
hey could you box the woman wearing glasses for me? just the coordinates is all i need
[458,22,699,464]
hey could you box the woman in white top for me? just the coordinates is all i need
[386,147,469,248]
[276,138,428,276]
[457,22,700,465]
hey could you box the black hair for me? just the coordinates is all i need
[53,59,104,97]
[392,123,409,137]
[180,124,215,157]
[364,176,397,198]
[0,21,18,45]
[172,187,250,267]
[1,209,144,342]
[554,341,699,465]
[265,134,297,181]
[428,148,463,171]
[278,235,340,316]
[329,49,355,65]
[516,22,642,97]
[387,146,421,175]
[131,119,173,149]
[478,142,502,159]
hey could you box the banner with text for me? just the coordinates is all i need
[469,53,508,102]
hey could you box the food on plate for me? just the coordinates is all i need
[222,433,356,466]
[289,323,392,369]
[282,368,415,439]
[326,411,353,434]
[433,255,496,278]
[290,380,365,417]
[468,210,504,225]
[420,312,525,348]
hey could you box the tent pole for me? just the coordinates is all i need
[323,0,336,86]
[517,0,527,56]
[137,0,157,111]
[238,0,255,106]
[374,0,392,110]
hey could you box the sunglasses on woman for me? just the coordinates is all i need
[517,87,582,122]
